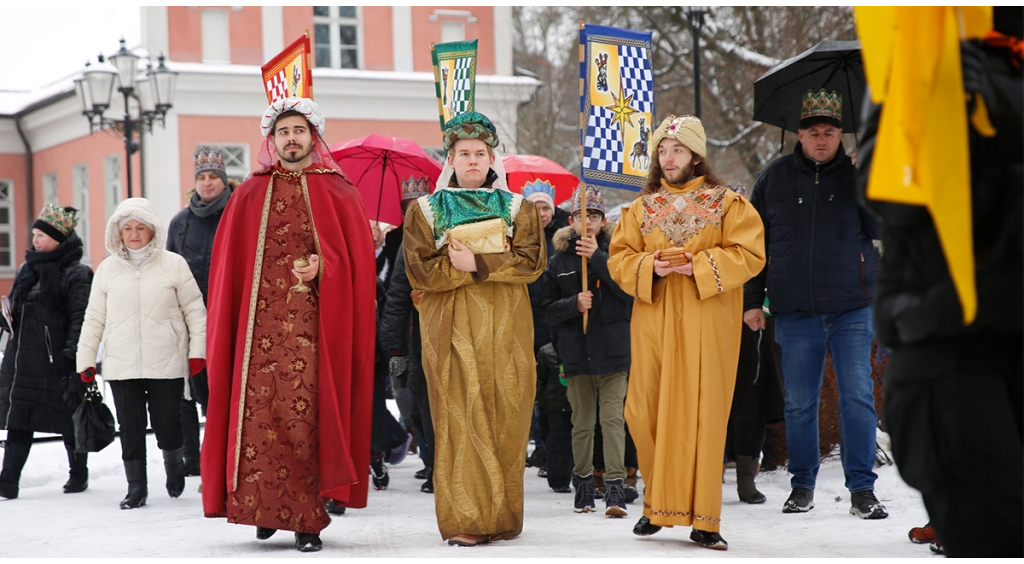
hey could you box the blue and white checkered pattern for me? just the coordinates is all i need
[450,57,473,114]
[619,45,653,114]
[583,106,623,174]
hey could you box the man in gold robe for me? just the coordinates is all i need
[607,115,765,550]
[402,112,546,546]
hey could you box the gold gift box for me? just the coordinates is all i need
[446,218,508,254]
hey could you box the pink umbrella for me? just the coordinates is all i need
[329,134,443,227]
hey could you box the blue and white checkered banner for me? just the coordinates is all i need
[580,24,655,192]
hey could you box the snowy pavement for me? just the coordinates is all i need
[1,420,933,558]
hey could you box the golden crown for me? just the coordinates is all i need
[801,89,842,121]
[37,202,78,236]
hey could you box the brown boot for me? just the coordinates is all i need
[736,455,766,504]
[593,470,606,499]
[624,467,639,489]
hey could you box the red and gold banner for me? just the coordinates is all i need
[262,33,313,104]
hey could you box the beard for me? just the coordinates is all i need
[278,141,313,164]
[663,161,696,185]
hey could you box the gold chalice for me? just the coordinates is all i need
[291,257,311,293]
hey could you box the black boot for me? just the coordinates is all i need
[179,399,202,477]
[295,532,323,552]
[736,455,765,504]
[63,443,89,494]
[420,466,433,494]
[120,459,148,509]
[256,527,278,540]
[632,516,662,536]
[163,448,186,498]
[0,439,31,499]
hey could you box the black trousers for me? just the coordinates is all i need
[545,410,574,489]
[884,338,1023,558]
[108,379,185,461]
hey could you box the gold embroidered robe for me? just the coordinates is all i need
[607,176,765,532]
[402,193,546,541]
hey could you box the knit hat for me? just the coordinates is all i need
[570,184,605,215]
[800,89,842,129]
[442,111,499,153]
[401,176,430,200]
[194,148,228,186]
[522,179,556,210]
[32,203,78,244]
[260,97,326,138]
[650,115,707,159]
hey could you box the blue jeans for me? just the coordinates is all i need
[774,305,878,493]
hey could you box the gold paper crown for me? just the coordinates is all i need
[801,89,842,122]
[401,176,430,200]
[36,202,78,236]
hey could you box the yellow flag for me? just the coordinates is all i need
[854,6,993,325]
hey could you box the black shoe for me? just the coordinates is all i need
[623,484,639,504]
[849,490,888,520]
[632,516,662,536]
[551,485,571,493]
[573,474,595,513]
[414,467,429,480]
[120,460,148,510]
[537,467,548,478]
[782,487,814,513]
[325,499,346,515]
[63,474,89,494]
[690,529,728,550]
[182,458,201,477]
[0,481,17,499]
[421,468,434,494]
[370,455,389,491]
[0,439,30,499]
[64,448,88,493]
[604,478,628,518]
[525,446,546,468]
[256,527,278,540]
[163,449,186,498]
[295,532,323,552]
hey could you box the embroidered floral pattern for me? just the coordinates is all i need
[640,185,727,248]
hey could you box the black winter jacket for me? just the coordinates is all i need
[744,142,879,315]
[0,234,93,435]
[166,201,227,304]
[535,342,571,413]
[540,223,632,377]
[528,206,570,351]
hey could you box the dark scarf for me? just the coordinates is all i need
[449,168,500,189]
[188,186,232,218]
[11,232,84,311]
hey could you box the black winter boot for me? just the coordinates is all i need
[64,443,89,494]
[420,466,433,494]
[179,400,202,477]
[736,455,765,504]
[0,440,31,499]
[163,448,186,498]
[120,459,148,509]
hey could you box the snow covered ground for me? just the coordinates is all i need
[1,404,934,559]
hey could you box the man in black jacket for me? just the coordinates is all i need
[857,18,1023,556]
[166,148,232,476]
[743,90,886,519]
[541,185,633,518]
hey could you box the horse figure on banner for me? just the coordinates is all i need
[630,117,650,171]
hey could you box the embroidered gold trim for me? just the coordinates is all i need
[634,253,651,298]
[232,176,276,490]
[271,167,335,179]
[300,174,325,278]
[649,508,722,525]
[706,252,723,294]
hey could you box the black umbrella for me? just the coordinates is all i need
[753,40,865,135]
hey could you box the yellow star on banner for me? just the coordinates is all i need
[604,82,639,134]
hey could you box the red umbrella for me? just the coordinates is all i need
[329,134,443,227]
[502,154,579,206]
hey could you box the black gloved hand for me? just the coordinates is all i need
[962,39,997,116]
[389,354,408,381]
[63,374,87,411]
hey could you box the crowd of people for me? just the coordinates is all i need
[0,25,1020,557]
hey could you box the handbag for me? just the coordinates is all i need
[73,383,116,454]
[446,218,508,254]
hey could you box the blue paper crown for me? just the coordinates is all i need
[521,179,555,200]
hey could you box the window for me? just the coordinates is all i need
[194,143,249,184]
[104,154,121,221]
[313,6,361,69]
[43,172,58,205]
[72,163,90,263]
[201,8,230,63]
[0,180,13,270]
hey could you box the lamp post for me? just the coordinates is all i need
[76,38,177,198]
[686,7,708,119]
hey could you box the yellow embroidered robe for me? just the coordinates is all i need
[607,176,765,532]
[402,193,546,541]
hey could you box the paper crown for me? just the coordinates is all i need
[401,176,431,200]
[571,184,605,215]
[521,179,556,200]
[193,149,226,175]
[35,202,78,238]
[800,89,842,127]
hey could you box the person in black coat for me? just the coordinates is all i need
[0,204,92,499]
[166,148,233,476]
[535,340,573,493]
[540,185,633,517]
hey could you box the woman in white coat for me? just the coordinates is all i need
[77,198,206,510]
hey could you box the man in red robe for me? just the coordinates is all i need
[201,97,376,552]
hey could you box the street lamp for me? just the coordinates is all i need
[686,6,709,119]
[76,38,177,198]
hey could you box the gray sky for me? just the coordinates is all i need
[0,6,141,91]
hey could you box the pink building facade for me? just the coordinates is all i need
[0,6,536,295]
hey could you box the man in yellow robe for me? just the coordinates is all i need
[608,115,765,550]
[402,112,546,546]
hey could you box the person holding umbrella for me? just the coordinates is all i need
[743,90,886,520]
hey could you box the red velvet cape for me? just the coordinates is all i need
[201,165,376,517]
